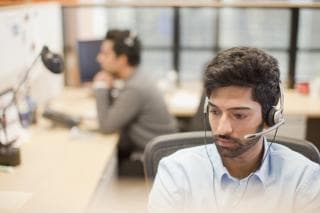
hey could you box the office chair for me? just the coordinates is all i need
[143,131,320,182]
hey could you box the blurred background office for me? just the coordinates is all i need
[62,0,320,140]
[1,0,320,212]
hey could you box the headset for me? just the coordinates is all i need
[124,31,137,47]
[203,84,285,140]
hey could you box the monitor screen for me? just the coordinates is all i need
[77,40,103,82]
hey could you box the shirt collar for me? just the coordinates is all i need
[210,137,271,188]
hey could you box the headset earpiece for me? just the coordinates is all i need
[266,83,284,127]
[203,97,209,115]
[266,107,277,126]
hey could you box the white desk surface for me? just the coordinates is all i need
[284,90,320,117]
[165,87,202,117]
[0,87,118,213]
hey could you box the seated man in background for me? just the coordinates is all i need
[148,47,320,212]
[93,29,178,164]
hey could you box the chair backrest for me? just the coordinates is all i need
[143,131,320,182]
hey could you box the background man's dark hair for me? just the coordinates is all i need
[204,47,280,124]
[105,29,141,66]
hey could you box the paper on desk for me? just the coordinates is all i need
[82,110,97,120]
[170,91,200,109]
[0,191,32,211]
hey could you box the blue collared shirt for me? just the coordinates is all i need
[148,138,320,213]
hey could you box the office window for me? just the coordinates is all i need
[219,8,290,49]
[298,9,320,49]
[180,50,215,82]
[66,5,320,88]
[106,8,137,30]
[180,8,218,83]
[180,8,218,47]
[135,8,173,47]
[296,53,320,82]
[140,49,172,78]
[297,10,320,82]
[136,8,173,79]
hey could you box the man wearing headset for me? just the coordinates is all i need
[148,47,320,212]
[93,29,177,164]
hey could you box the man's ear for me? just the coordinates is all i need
[118,54,128,65]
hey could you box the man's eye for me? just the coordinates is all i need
[233,113,246,120]
[210,109,220,116]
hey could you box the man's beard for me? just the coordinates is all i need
[213,122,264,158]
[106,70,120,78]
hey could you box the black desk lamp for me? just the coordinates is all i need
[15,46,64,95]
[0,46,64,166]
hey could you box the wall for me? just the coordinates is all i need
[0,2,64,104]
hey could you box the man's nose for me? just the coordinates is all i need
[215,115,232,135]
[96,53,102,63]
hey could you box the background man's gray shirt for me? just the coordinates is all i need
[94,70,178,149]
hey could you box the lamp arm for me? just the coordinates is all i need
[2,46,63,111]
[14,52,41,101]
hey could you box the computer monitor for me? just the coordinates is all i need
[77,39,103,82]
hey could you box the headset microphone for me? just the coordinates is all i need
[243,119,285,140]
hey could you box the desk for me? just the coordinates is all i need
[165,87,202,118]
[284,90,320,117]
[0,87,118,212]
[284,90,320,146]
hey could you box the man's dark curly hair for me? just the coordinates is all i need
[204,47,280,124]
[105,29,141,66]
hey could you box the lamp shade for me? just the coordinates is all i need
[41,46,64,74]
